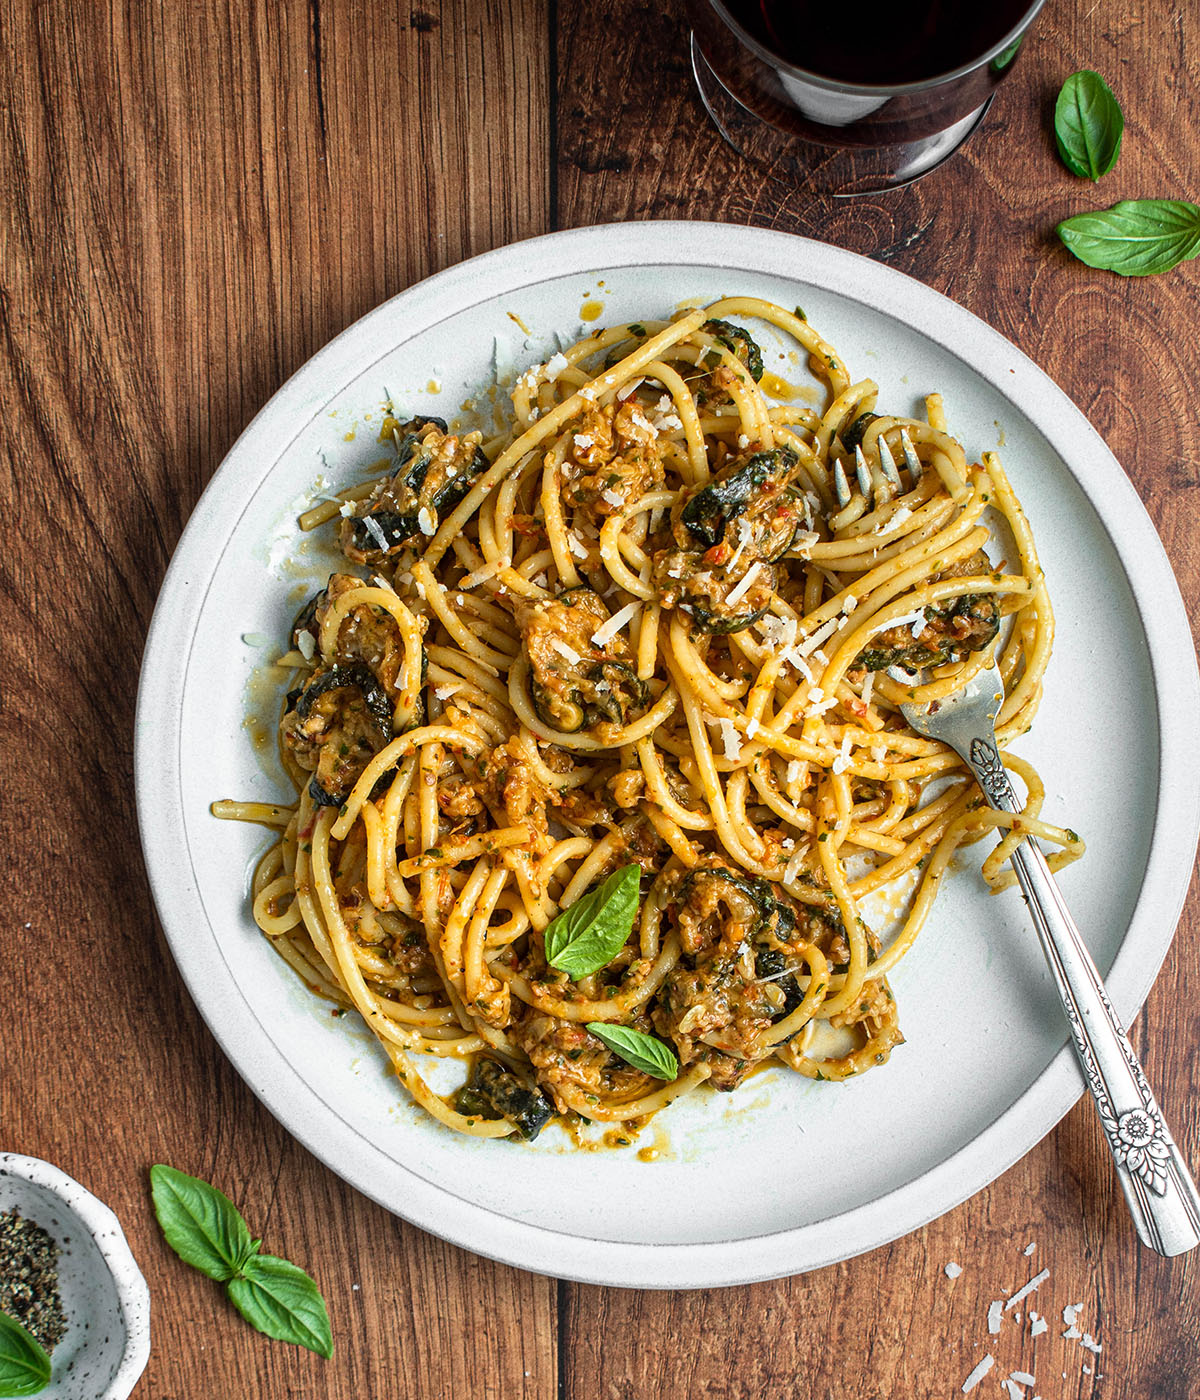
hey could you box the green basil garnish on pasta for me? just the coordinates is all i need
[150,1165,332,1358]
[0,1313,51,1397]
[1057,200,1200,276]
[1054,70,1123,180]
[586,1023,679,1081]
[544,863,641,979]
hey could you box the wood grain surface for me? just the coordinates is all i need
[2,1,1197,1397]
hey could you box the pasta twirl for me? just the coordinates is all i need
[213,298,1083,1142]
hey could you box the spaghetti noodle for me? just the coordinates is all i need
[214,298,1083,1142]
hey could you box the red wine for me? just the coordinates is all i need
[722,0,1031,85]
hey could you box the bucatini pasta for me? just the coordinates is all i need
[213,298,1082,1142]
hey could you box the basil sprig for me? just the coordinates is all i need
[1055,70,1123,180]
[587,1023,679,1080]
[150,1165,333,1358]
[544,863,641,980]
[1058,200,1200,277]
[0,1313,51,1397]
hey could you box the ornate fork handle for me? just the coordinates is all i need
[965,734,1200,1256]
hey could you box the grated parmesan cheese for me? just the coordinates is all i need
[591,601,640,648]
[987,1300,1003,1334]
[1023,1242,1037,1256]
[876,608,925,638]
[296,630,316,661]
[338,499,356,517]
[362,514,391,550]
[574,433,595,450]
[1001,1380,1023,1400]
[1080,1334,1102,1354]
[718,718,742,761]
[616,377,642,400]
[860,672,875,707]
[551,639,582,664]
[568,533,589,560]
[961,1355,994,1393]
[1030,1318,1048,1337]
[1005,1269,1049,1311]
[434,684,461,700]
[797,617,838,657]
[841,594,858,613]
[785,760,803,787]
[783,842,810,884]
[601,488,625,508]
[1009,1373,1036,1387]
[944,1261,963,1278]
[544,352,568,381]
[760,613,798,653]
[875,504,911,534]
[417,506,437,536]
[725,561,763,608]
[726,516,757,571]
[831,734,852,775]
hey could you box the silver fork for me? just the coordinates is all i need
[890,660,1200,1255]
[833,428,922,508]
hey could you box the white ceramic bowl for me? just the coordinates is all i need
[0,1156,150,1399]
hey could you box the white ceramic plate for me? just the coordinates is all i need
[135,222,1200,1288]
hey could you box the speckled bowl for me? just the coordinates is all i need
[0,1155,150,1399]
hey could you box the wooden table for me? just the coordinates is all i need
[4,2,1198,1395]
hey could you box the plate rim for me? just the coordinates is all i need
[135,220,1200,1288]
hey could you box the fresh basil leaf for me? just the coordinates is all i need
[544,863,641,980]
[150,1164,258,1282]
[586,1023,679,1080]
[1054,71,1123,180]
[1058,200,1200,276]
[227,1254,333,1359]
[0,1312,51,1397]
[990,35,1023,73]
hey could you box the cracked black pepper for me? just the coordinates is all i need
[0,1209,66,1351]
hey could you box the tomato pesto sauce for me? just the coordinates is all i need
[213,297,1077,1146]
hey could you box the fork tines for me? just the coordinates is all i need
[833,427,923,508]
